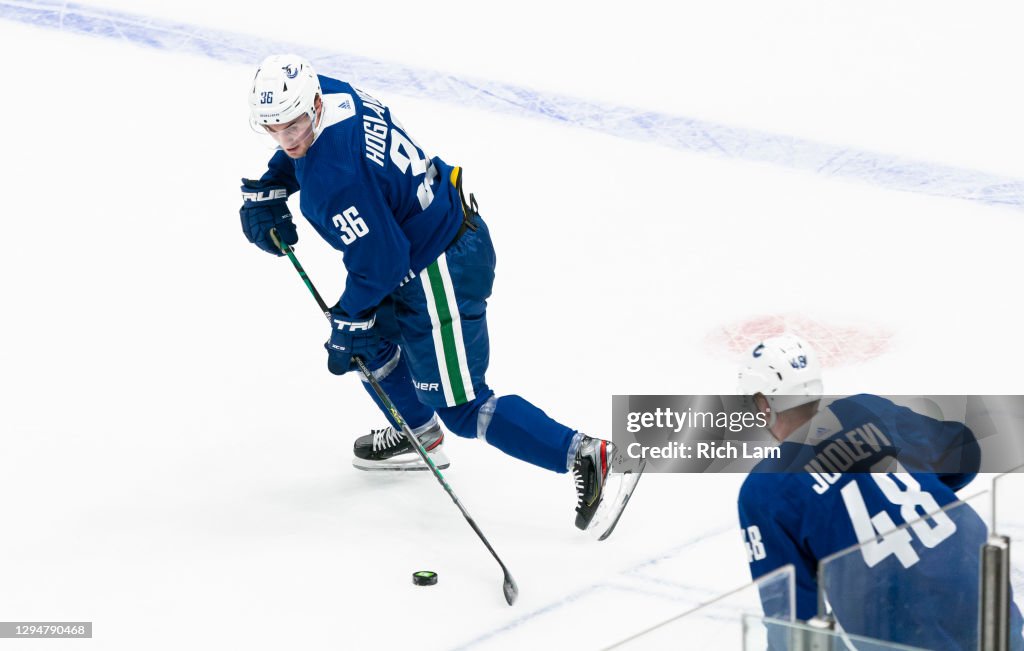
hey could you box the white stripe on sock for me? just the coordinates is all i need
[420,259,456,406]
[435,254,475,403]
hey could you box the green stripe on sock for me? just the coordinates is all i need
[426,261,468,405]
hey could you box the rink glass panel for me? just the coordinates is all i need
[604,565,795,650]
[817,489,991,649]
[744,615,929,651]
[994,470,1024,623]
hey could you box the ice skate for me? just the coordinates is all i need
[572,435,645,540]
[352,423,450,471]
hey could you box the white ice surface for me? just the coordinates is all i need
[0,1,1022,649]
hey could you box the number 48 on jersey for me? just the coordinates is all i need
[841,472,957,569]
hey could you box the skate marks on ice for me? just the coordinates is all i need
[1,0,1023,210]
[706,313,894,368]
[449,523,743,651]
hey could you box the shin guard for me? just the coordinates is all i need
[437,393,575,473]
[360,345,436,432]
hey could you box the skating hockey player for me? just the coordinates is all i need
[238,54,641,537]
[736,334,1023,649]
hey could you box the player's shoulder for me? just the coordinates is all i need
[827,393,898,422]
[822,394,922,446]
[318,74,364,101]
[739,471,777,508]
[315,76,393,167]
[737,470,809,537]
[318,74,345,92]
[739,444,813,508]
[304,81,363,167]
[315,76,359,130]
[316,74,387,113]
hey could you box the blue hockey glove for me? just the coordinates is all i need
[326,309,380,376]
[239,178,297,256]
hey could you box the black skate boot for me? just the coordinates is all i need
[352,422,450,471]
[572,435,645,540]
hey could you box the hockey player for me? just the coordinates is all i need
[238,54,641,536]
[736,334,1023,650]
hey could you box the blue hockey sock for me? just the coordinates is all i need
[360,345,436,432]
[437,393,575,473]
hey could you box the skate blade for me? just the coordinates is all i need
[588,461,645,541]
[351,448,451,472]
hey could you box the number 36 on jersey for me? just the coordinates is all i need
[333,206,369,245]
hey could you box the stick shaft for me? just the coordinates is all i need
[268,228,518,604]
[354,356,515,575]
[270,229,330,317]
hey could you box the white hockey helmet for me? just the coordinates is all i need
[737,334,823,412]
[248,54,322,132]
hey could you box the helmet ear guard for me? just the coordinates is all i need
[737,334,823,414]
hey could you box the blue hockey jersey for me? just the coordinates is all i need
[738,394,1023,650]
[259,76,464,318]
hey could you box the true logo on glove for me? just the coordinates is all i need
[325,310,380,377]
[240,187,288,202]
[333,315,376,332]
[242,188,288,202]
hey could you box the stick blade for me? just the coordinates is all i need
[503,573,519,606]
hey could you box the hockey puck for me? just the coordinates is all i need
[412,570,438,586]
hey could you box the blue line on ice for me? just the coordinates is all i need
[4,0,1023,211]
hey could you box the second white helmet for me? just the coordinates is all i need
[737,334,823,412]
[249,54,322,129]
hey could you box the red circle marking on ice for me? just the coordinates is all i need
[708,314,893,368]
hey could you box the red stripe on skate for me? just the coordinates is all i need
[426,432,443,451]
[600,441,607,476]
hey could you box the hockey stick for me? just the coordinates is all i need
[269,228,519,606]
